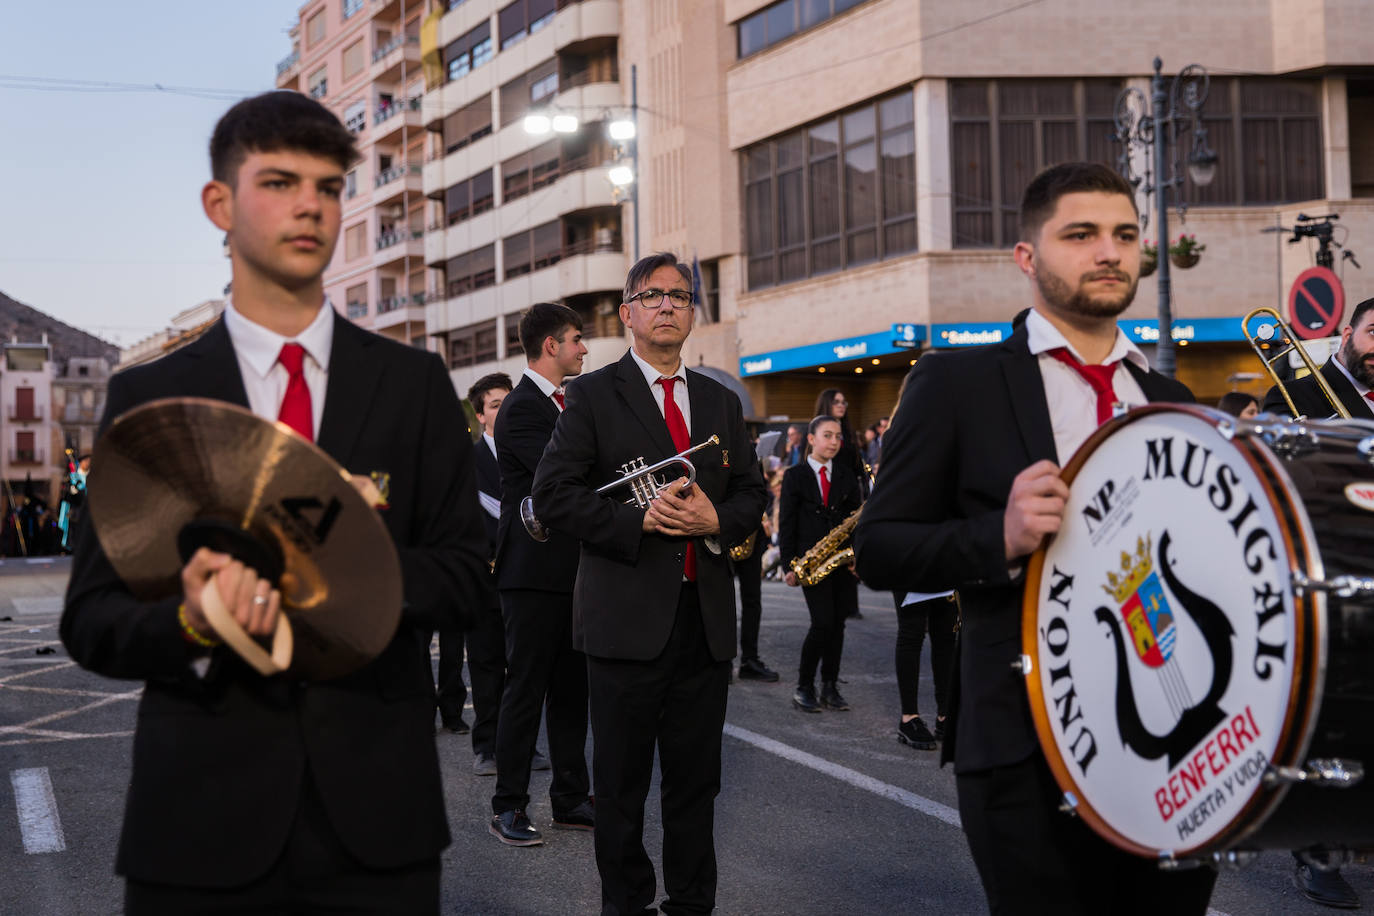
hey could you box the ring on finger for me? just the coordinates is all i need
[253,596,269,606]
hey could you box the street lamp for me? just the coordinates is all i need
[1113,58,1218,379]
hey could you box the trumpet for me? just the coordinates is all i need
[521,435,721,542]
[1241,306,1350,420]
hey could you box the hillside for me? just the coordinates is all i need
[0,290,119,364]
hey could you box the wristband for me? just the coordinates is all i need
[178,603,220,648]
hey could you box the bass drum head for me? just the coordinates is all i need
[1022,405,1319,859]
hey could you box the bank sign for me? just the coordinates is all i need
[739,326,927,377]
[930,317,1246,348]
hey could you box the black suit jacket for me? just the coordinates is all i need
[1261,357,1374,420]
[474,435,500,557]
[493,373,580,592]
[853,324,1193,773]
[60,315,489,886]
[531,350,767,661]
[778,460,862,567]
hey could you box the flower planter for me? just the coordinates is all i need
[1170,251,1200,269]
[1140,254,1158,277]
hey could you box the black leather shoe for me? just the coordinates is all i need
[490,809,543,846]
[934,717,947,742]
[898,717,937,750]
[738,657,780,682]
[531,750,551,771]
[473,752,497,776]
[1294,862,1359,909]
[552,799,595,831]
[792,685,822,713]
[820,681,850,711]
[439,716,469,735]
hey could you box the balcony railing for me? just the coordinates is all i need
[372,34,419,62]
[343,0,364,19]
[376,228,423,250]
[374,96,422,125]
[276,49,300,76]
[8,450,41,466]
[309,80,328,100]
[7,407,43,422]
[564,233,623,257]
[346,301,369,320]
[378,293,427,314]
[375,164,421,188]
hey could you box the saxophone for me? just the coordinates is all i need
[790,506,862,587]
[728,530,758,561]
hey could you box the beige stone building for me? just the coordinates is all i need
[355,1,1373,425]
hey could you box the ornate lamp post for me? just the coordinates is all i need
[1113,58,1219,378]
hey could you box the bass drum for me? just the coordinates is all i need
[1022,404,1374,864]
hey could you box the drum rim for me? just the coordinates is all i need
[1021,403,1325,860]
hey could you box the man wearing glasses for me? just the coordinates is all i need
[533,253,766,916]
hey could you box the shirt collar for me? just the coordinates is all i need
[1025,307,1148,371]
[482,431,497,457]
[627,347,686,391]
[806,454,832,474]
[521,366,560,399]
[223,298,334,380]
[1332,353,1371,397]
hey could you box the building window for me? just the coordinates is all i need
[307,8,326,48]
[345,169,358,199]
[698,258,720,322]
[447,319,498,368]
[345,222,367,261]
[444,244,497,298]
[441,96,494,155]
[342,39,365,81]
[444,21,493,83]
[503,220,562,279]
[308,66,328,99]
[342,0,364,20]
[500,59,558,129]
[499,0,556,50]
[344,100,366,134]
[744,88,916,290]
[949,79,1122,248]
[1180,77,1324,207]
[738,0,871,59]
[345,282,368,320]
[443,169,495,225]
[505,311,524,357]
[501,140,561,203]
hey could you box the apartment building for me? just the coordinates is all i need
[277,0,431,348]
[1,338,58,505]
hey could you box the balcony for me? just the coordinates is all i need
[374,229,425,268]
[8,450,42,467]
[372,97,423,144]
[347,300,369,321]
[309,80,328,100]
[372,34,421,84]
[374,294,427,331]
[552,0,620,52]
[374,163,423,206]
[276,49,302,90]
[7,406,43,423]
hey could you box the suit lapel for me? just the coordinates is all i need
[1322,359,1374,419]
[998,327,1057,465]
[317,314,383,465]
[685,368,709,442]
[615,351,677,459]
[1125,361,1177,403]
[174,319,251,407]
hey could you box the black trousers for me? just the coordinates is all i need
[125,768,439,915]
[587,585,730,916]
[956,752,1217,916]
[734,543,764,660]
[434,626,467,728]
[465,599,507,756]
[492,589,590,815]
[798,573,857,686]
[894,594,957,718]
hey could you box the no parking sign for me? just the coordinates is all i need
[1288,266,1345,340]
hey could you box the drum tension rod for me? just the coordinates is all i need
[1263,759,1365,789]
[1010,654,1033,675]
[1158,850,1259,872]
[1292,572,1374,599]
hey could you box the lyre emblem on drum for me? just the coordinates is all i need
[1095,530,1235,770]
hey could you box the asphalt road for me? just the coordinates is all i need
[0,557,1360,914]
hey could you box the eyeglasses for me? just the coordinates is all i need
[832,399,848,406]
[626,288,694,309]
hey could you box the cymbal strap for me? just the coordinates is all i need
[198,577,294,676]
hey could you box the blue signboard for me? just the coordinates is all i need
[932,323,1015,348]
[931,317,1247,348]
[739,326,927,377]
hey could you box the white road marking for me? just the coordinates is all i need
[10,767,66,853]
[11,597,64,615]
[0,689,142,736]
[723,724,1236,916]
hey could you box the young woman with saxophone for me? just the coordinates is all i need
[780,415,863,713]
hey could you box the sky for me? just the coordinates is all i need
[0,1,303,348]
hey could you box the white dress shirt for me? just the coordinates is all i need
[521,366,565,411]
[627,347,691,434]
[805,454,833,502]
[478,432,500,519]
[1025,308,1149,463]
[1332,354,1372,399]
[223,298,333,435]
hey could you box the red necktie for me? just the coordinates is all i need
[1365,392,1374,405]
[1048,347,1119,426]
[277,343,314,442]
[552,390,566,410]
[656,376,695,582]
[818,466,830,506]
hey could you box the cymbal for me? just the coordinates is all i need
[87,397,402,680]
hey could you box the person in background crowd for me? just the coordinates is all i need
[775,424,804,467]
[780,415,863,714]
[1215,391,1259,419]
[864,417,888,469]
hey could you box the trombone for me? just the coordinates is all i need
[521,435,720,542]
[1241,307,1351,420]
